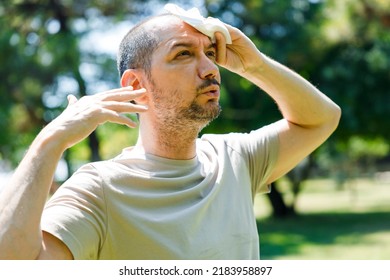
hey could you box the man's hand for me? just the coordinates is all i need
[215,24,263,76]
[45,86,148,151]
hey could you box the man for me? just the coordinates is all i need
[0,6,340,259]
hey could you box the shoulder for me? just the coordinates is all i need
[200,123,280,155]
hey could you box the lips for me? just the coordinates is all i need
[200,85,220,98]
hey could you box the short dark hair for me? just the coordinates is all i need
[117,14,174,78]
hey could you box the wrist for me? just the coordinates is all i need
[33,124,68,158]
[237,50,267,82]
[242,53,285,87]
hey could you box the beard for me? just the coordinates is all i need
[176,99,221,123]
[149,78,222,130]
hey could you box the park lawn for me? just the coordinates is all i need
[254,177,390,260]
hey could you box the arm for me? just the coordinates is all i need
[0,87,147,259]
[215,25,341,183]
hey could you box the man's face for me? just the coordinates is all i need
[144,18,222,128]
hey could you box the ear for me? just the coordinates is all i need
[121,69,142,89]
[120,69,148,103]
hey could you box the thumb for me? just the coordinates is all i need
[67,94,78,106]
[215,31,227,65]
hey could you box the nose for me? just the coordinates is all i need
[198,54,219,80]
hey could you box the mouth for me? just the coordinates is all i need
[200,85,220,99]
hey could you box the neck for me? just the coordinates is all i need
[136,118,203,160]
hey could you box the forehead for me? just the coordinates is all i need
[147,16,212,50]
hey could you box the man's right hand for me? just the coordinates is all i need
[45,86,148,151]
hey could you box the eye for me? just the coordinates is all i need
[176,50,191,58]
[206,50,216,59]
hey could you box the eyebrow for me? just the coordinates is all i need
[169,41,216,52]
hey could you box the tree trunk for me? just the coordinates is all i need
[88,130,101,162]
[267,182,295,218]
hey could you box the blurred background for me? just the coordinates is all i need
[0,0,389,259]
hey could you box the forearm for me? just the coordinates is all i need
[244,53,341,128]
[0,128,65,259]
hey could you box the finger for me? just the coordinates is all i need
[215,32,227,65]
[103,101,148,114]
[103,85,133,94]
[223,23,242,41]
[100,87,147,102]
[67,94,78,106]
[99,108,139,128]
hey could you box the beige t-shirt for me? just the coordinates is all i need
[41,125,279,259]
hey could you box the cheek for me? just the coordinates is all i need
[150,65,198,101]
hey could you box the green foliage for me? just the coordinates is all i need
[205,0,390,142]
[0,0,166,167]
[97,123,140,159]
[203,0,389,216]
[204,0,324,134]
[1,0,388,177]
[343,136,389,159]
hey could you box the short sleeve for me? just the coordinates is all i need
[41,164,107,260]
[223,123,280,194]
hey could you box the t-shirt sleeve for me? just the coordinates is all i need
[224,122,280,195]
[41,163,107,260]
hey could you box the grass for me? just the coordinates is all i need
[254,177,390,259]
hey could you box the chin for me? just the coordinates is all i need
[193,103,221,120]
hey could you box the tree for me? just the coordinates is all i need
[203,0,390,217]
[0,0,169,174]
[1,0,388,216]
